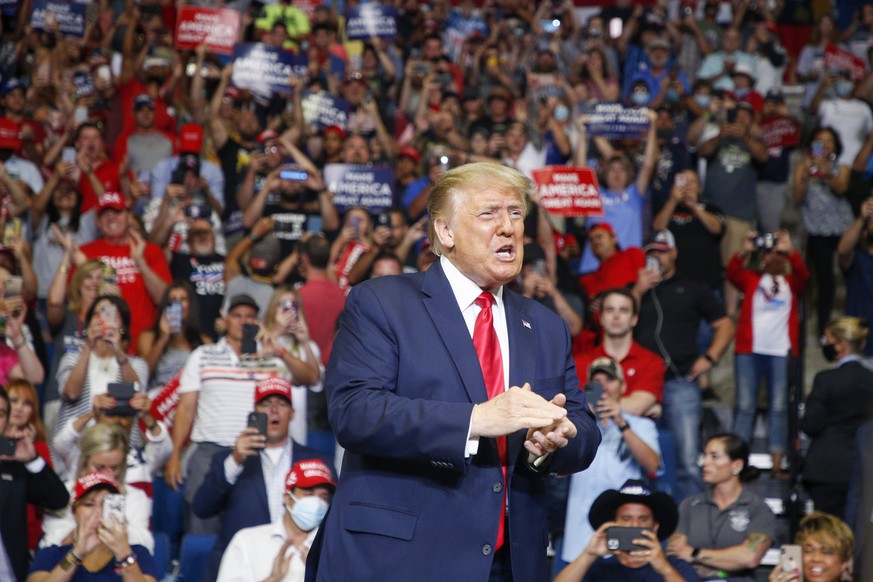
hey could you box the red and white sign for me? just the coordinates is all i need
[760,115,800,149]
[533,166,604,217]
[175,6,240,56]
[824,43,867,82]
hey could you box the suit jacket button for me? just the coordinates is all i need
[482,544,493,556]
[492,482,503,493]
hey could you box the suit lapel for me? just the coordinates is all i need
[422,262,488,404]
[504,290,537,466]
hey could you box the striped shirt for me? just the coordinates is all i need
[178,338,289,446]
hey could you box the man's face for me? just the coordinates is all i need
[76,127,104,160]
[422,38,443,61]
[648,248,677,276]
[723,29,741,53]
[237,111,261,142]
[255,395,294,444]
[614,503,659,568]
[591,371,623,401]
[98,209,129,239]
[435,186,525,290]
[648,46,669,68]
[2,88,25,115]
[371,257,401,278]
[134,106,155,130]
[341,135,370,164]
[188,218,215,256]
[588,229,617,260]
[225,305,258,342]
[601,293,637,339]
[505,126,527,155]
[288,484,332,506]
[323,132,344,156]
[388,211,408,246]
[263,140,284,168]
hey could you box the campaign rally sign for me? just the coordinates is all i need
[232,43,308,96]
[584,103,651,139]
[0,0,19,10]
[325,164,394,212]
[824,43,867,81]
[175,6,240,56]
[345,4,398,41]
[302,91,349,129]
[532,166,604,217]
[73,71,95,99]
[31,0,87,37]
[761,115,801,150]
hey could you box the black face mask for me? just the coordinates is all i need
[821,343,838,362]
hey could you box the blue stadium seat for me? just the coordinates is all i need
[179,533,217,582]
[152,476,185,559]
[152,532,170,579]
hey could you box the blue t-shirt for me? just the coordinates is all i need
[29,544,157,581]
[844,251,873,356]
[584,554,702,581]
[579,183,646,274]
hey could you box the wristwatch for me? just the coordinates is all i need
[115,553,137,571]
[691,547,701,564]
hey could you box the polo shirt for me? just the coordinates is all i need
[579,248,645,300]
[575,341,665,403]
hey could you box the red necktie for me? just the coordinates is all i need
[473,292,506,550]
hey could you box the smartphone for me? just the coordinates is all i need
[3,275,22,298]
[811,140,825,158]
[100,302,119,327]
[606,526,649,552]
[102,493,126,525]
[532,259,547,276]
[185,204,211,220]
[280,169,308,181]
[74,106,89,126]
[106,382,137,417]
[0,436,16,457]
[646,255,661,274]
[166,302,183,334]
[376,211,391,229]
[348,215,362,239]
[247,411,267,436]
[2,218,21,246]
[609,17,623,39]
[241,323,259,355]
[726,107,738,124]
[778,545,803,580]
[674,173,687,189]
[281,298,298,319]
[62,147,77,165]
[584,381,603,414]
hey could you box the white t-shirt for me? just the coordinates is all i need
[819,98,873,167]
[751,273,792,356]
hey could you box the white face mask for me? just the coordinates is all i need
[286,493,329,531]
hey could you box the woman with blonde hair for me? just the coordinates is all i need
[801,316,873,516]
[768,512,854,582]
[42,422,154,553]
[259,286,322,445]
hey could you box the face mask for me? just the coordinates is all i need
[734,87,750,98]
[287,494,329,531]
[553,104,569,122]
[835,79,854,98]
[631,91,649,106]
[821,343,838,362]
[694,95,710,109]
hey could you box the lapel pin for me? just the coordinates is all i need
[522,320,531,329]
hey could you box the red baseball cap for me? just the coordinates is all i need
[255,376,292,404]
[179,123,204,154]
[0,118,21,150]
[285,459,336,492]
[588,222,615,237]
[257,129,280,144]
[97,191,127,213]
[323,125,347,139]
[73,472,120,504]
[398,146,421,163]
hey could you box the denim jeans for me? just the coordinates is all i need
[661,377,704,502]
[733,353,788,453]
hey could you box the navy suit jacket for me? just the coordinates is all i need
[306,261,600,582]
[193,441,333,582]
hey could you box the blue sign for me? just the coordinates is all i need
[345,4,398,41]
[302,91,349,130]
[231,43,308,96]
[324,164,394,212]
[584,102,651,139]
[73,71,95,98]
[31,0,87,37]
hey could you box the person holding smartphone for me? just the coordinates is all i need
[556,479,696,581]
[766,512,854,582]
[559,358,661,573]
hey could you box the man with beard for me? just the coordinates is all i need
[209,65,264,246]
[242,133,338,258]
[170,218,226,341]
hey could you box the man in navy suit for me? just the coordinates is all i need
[306,163,601,581]
[194,377,333,582]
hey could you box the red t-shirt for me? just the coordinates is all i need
[574,341,665,403]
[299,279,347,366]
[78,238,173,350]
[118,78,177,136]
[78,159,121,213]
[579,247,645,300]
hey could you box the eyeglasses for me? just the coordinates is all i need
[188,229,213,238]
[263,146,279,155]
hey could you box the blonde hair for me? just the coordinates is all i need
[426,162,531,256]
[826,316,868,353]
[77,423,129,485]
[795,511,854,563]
[262,285,305,345]
[68,260,105,313]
